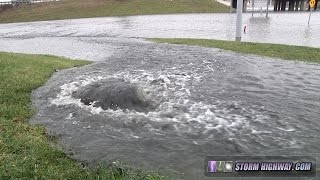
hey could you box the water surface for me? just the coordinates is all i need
[0,13,319,179]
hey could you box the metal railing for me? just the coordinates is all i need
[0,1,12,5]
[0,0,60,6]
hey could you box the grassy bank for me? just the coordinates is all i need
[0,52,163,179]
[150,38,320,64]
[0,0,229,23]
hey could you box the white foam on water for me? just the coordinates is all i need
[51,76,105,115]
[276,127,296,132]
[251,128,272,135]
[50,70,270,138]
[66,113,74,119]
[72,121,80,125]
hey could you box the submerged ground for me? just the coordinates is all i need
[0,13,320,179]
[0,53,161,179]
[27,37,320,179]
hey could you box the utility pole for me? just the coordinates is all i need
[252,0,254,17]
[266,0,270,17]
[236,0,243,41]
[308,9,312,26]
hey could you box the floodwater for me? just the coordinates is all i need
[0,13,320,179]
[0,12,319,50]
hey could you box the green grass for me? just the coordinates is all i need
[150,38,320,64]
[0,52,164,179]
[0,0,229,23]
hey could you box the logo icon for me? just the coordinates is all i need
[224,161,233,172]
[216,161,225,172]
[207,160,233,173]
[207,161,216,172]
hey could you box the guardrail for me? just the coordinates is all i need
[0,0,60,6]
[0,1,12,5]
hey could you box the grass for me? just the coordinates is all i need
[0,0,229,23]
[150,38,320,64]
[0,52,164,179]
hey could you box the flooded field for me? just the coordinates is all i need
[0,13,319,179]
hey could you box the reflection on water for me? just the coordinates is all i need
[117,17,134,29]
[247,17,271,41]
[304,26,312,40]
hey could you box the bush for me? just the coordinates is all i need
[0,4,13,12]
